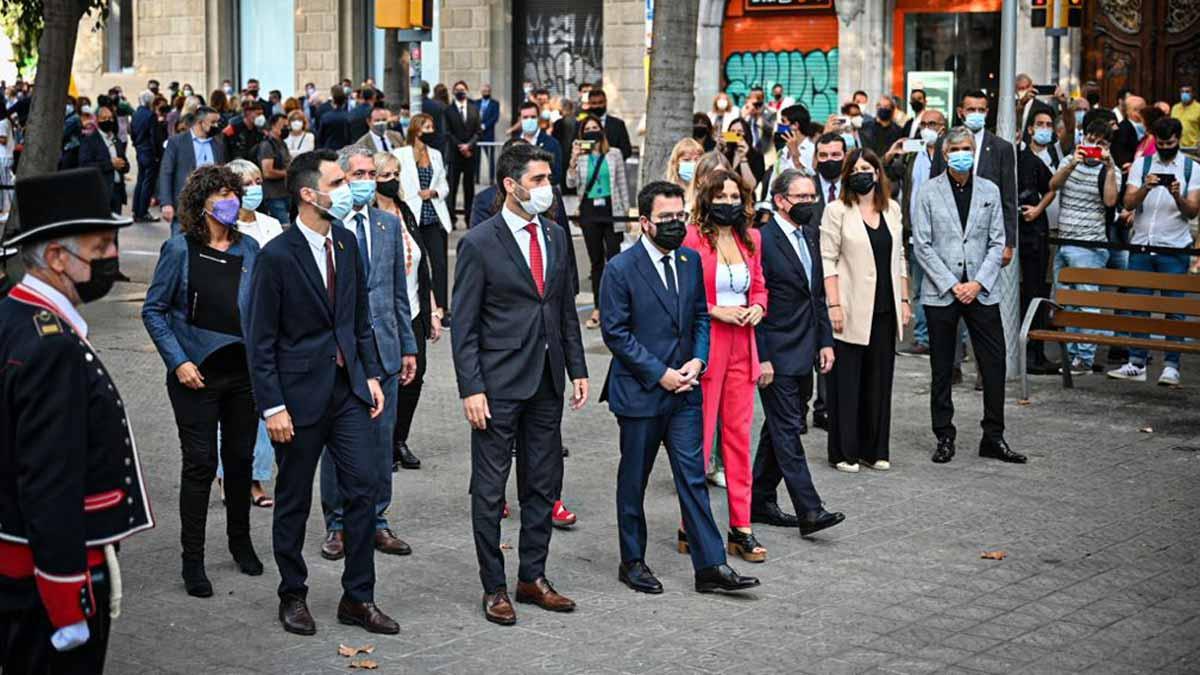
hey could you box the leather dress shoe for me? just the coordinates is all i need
[337,597,400,634]
[320,531,345,561]
[932,437,955,464]
[279,594,316,635]
[694,564,760,593]
[181,558,213,598]
[812,411,829,431]
[482,590,516,625]
[979,437,1027,464]
[619,560,663,594]
[750,502,799,528]
[374,528,412,555]
[515,577,576,612]
[229,536,263,576]
[393,441,421,470]
[798,508,845,537]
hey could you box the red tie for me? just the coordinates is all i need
[525,223,544,297]
[325,238,345,367]
[828,183,836,203]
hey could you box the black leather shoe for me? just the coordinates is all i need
[952,367,964,385]
[974,371,984,391]
[932,437,955,464]
[812,411,829,431]
[798,425,808,436]
[229,537,264,576]
[619,560,663,594]
[695,564,760,593]
[750,502,799,528]
[279,594,316,635]
[320,531,344,561]
[394,441,421,470]
[979,437,1027,464]
[337,597,400,634]
[182,558,213,598]
[798,508,845,537]
[562,445,570,457]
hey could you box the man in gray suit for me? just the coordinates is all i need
[319,146,419,560]
[157,106,225,233]
[354,106,406,154]
[912,126,1026,466]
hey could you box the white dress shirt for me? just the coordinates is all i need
[22,274,88,338]
[371,132,391,152]
[236,211,284,247]
[774,214,812,284]
[776,137,815,175]
[500,205,547,284]
[296,215,334,285]
[639,233,677,290]
[819,175,841,202]
[100,131,119,183]
[343,206,374,261]
[1127,153,1200,248]
[399,224,422,320]
[973,128,985,170]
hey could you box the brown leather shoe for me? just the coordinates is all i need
[515,577,575,612]
[374,528,412,556]
[279,594,316,635]
[320,531,344,561]
[337,597,400,634]
[482,590,516,625]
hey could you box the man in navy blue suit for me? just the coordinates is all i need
[599,180,760,595]
[476,83,500,182]
[247,149,398,637]
[751,170,845,537]
[513,100,563,186]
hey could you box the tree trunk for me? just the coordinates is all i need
[639,0,700,188]
[383,29,409,108]
[18,0,90,180]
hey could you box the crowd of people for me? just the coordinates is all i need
[1,70,1198,669]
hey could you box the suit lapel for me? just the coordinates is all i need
[494,219,539,297]
[540,218,556,297]
[633,242,680,329]
[937,176,958,230]
[333,229,354,316]
[771,222,809,291]
[366,208,386,273]
[289,227,333,317]
[965,179,985,239]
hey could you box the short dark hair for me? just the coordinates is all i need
[247,78,260,86]
[961,89,989,104]
[268,112,288,127]
[453,80,468,90]
[194,105,217,119]
[840,102,860,115]
[911,88,925,97]
[637,180,685,219]
[816,131,847,152]
[496,142,555,187]
[782,104,811,128]
[1084,119,1112,140]
[852,90,868,99]
[242,99,264,111]
[531,87,550,99]
[1153,117,1183,141]
[287,149,338,205]
[588,88,607,100]
[178,165,244,245]
[518,100,540,114]
[359,88,375,100]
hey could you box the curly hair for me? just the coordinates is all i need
[178,164,244,245]
[690,168,755,255]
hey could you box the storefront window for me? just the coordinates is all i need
[902,11,1000,123]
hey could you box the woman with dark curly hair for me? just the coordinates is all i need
[681,168,769,562]
[142,164,265,597]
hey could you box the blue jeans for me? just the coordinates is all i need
[1053,245,1111,366]
[909,248,928,347]
[264,197,290,226]
[320,373,398,532]
[216,421,274,482]
[1126,252,1188,369]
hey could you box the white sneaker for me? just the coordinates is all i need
[1107,363,1147,381]
[1067,358,1091,376]
[864,460,891,471]
[1158,366,1181,386]
[834,461,860,473]
[706,468,727,488]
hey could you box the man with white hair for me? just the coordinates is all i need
[131,89,158,222]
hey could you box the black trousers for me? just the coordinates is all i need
[579,198,622,301]
[1019,222,1051,363]
[418,224,449,311]
[446,157,475,227]
[132,152,156,218]
[752,373,824,517]
[273,367,377,602]
[470,361,563,592]
[165,358,257,562]
[0,567,111,674]
[828,311,896,465]
[926,301,1006,442]
[393,314,428,445]
[802,372,827,422]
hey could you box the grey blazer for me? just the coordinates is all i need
[911,173,1006,307]
[156,131,227,208]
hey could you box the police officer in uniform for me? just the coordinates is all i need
[0,167,154,673]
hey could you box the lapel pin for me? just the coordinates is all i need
[337,241,345,251]
[679,254,687,262]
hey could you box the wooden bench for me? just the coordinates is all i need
[1019,267,1200,400]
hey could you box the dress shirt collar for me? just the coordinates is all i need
[296,215,331,249]
[191,130,211,144]
[344,204,369,226]
[640,233,674,265]
[502,204,538,233]
[773,213,803,239]
[22,273,88,338]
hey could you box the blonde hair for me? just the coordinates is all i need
[373,151,398,175]
[665,138,704,187]
[225,158,262,183]
[685,150,733,210]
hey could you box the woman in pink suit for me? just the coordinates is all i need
[682,168,769,562]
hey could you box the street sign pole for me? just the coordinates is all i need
[997,0,1021,380]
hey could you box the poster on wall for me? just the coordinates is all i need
[907,71,954,120]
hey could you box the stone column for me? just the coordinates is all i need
[602,0,648,128]
[836,0,889,107]
[693,0,725,110]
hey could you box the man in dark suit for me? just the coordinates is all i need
[750,170,846,536]
[130,90,157,221]
[586,88,632,160]
[418,80,446,154]
[444,81,482,228]
[316,87,352,151]
[246,150,398,637]
[157,106,225,232]
[477,83,500,182]
[513,101,564,186]
[347,88,375,143]
[450,143,588,626]
[600,180,759,596]
[78,104,130,215]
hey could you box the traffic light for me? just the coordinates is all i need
[376,0,413,29]
[409,0,433,29]
[1031,0,1049,28]
[1067,0,1083,27]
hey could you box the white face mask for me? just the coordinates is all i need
[920,127,939,146]
[716,99,729,111]
[515,183,554,215]
[850,115,864,129]
[290,120,303,132]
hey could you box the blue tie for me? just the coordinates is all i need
[794,228,812,287]
[354,213,370,278]
[661,254,677,301]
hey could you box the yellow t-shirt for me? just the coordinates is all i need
[1172,101,1200,148]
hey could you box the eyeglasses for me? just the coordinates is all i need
[784,193,817,204]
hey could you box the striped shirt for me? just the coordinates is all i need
[1056,161,1107,242]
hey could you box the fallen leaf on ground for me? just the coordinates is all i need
[338,644,375,657]
[1139,426,1153,433]
[1017,399,1031,406]
[981,550,1007,560]
[500,543,513,550]
[349,658,378,669]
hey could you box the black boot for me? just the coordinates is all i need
[229,536,263,576]
[182,557,213,598]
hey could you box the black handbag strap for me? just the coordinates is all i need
[583,153,605,196]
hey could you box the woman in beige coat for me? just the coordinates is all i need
[820,148,911,473]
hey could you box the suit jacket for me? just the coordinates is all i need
[931,130,1017,246]
[335,207,418,378]
[477,97,500,141]
[347,104,371,143]
[316,107,352,150]
[246,223,382,426]
[819,199,908,346]
[450,211,587,400]
[602,115,633,160]
[78,132,129,206]
[354,130,405,154]
[756,216,833,377]
[518,130,564,186]
[599,240,709,417]
[911,173,1006,308]
[469,185,579,296]
[157,131,226,208]
[442,99,482,165]
[131,106,156,156]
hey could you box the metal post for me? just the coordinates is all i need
[1050,35,1060,90]
[997,0,1022,379]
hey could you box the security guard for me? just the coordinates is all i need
[0,168,153,673]
[0,246,14,298]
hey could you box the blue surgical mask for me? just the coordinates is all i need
[947,150,974,173]
[964,112,987,132]
[1183,92,1194,104]
[241,185,263,212]
[521,117,539,135]
[1033,128,1054,146]
[841,133,857,150]
[1074,110,1085,125]
[66,103,75,115]
[678,160,696,183]
[316,184,354,221]
[1133,122,1146,140]
[349,179,376,207]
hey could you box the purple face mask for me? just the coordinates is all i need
[207,197,241,227]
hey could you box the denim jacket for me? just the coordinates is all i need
[142,233,260,373]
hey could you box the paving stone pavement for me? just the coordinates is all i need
[79,292,1200,675]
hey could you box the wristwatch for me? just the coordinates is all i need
[433,308,445,320]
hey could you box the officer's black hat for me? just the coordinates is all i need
[0,167,132,249]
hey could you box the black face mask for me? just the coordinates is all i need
[649,219,686,251]
[376,179,400,200]
[419,132,437,147]
[68,253,127,304]
[581,130,603,142]
[692,126,709,140]
[876,108,894,122]
[590,106,606,118]
[847,172,877,195]
[1086,92,1100,107]
[454,91,467,101]
[1157,145,1180,162]
[817,159,843,181]
[710,203,744,227]
[98,119,117,133]
[773,93,783,101]
[910,99,925,114]
[482,94,491,100]
[787,202,815,226]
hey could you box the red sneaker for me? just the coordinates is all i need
[502,502,510,519]
[552,500,576,529]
